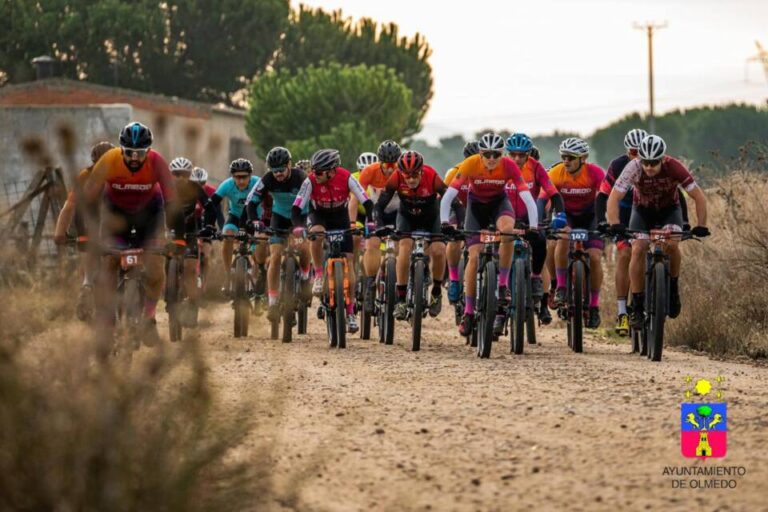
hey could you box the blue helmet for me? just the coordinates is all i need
[506,133,533,153]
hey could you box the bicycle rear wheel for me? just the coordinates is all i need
[411,259,425,352]
[166,257,183,342]
[281,257,297,343]
[649,262,667,362]
[361,278,372,340]
[569,260,584,353]
[233,257,249,338]
[333,261,347,349]
[382,258,396,345]
[511,258,526,355]
[477,261,496,359]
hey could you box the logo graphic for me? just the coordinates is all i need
[681,376,727,459]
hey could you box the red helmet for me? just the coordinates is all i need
[397,150,424,176]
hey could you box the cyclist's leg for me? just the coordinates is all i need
[267,243,284,305]
[394,213,413,313]
[615,206,632,317]
[496,205,516,291]
[585,215,604,310]
[221,214,239,289]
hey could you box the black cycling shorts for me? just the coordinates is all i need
[309,208,353,254]
[396,212,442,239]
[629,204,683,232]
[101,196,164,249]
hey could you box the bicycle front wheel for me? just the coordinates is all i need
[511,258,526,355]
[382,258,396,345]
[569,260,584,353]
[477,261,497,359]
[334,261,347,349]
[166,257,183,342]
[281,257,296,343]
[649,262,667,362]
[233,257,249,338]
[411,259,425,352]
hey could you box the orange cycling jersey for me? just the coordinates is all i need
[87,147,174,212]
[359,161,399,213]
[444,164,469,205]
[450,155,529,203]
[546,162,605,215]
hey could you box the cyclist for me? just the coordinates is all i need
[607,134,709,327]
[349,140,401,312]
[504,133,564,328]
[374,150,448,320]
[84,122,177,344]
[245,146,311,323]
[351,152,379,263]
[202,158,267,297]
[439,132,539,336]
[530,146,541,162]
[188,166,219,291]
[443,141,477,304]
[549,137,606,329]
[292,149,373,333]
[54,140,115,320]
[595,128,647,335]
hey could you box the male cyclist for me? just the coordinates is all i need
[85,122,177,345]
[292,149,373,333]
[443,141,477,304]
[245,146,311,323]
[439,132,539,337]
[54,140,114,321]
[202,159,266,297]
[595,128,646,335]
[504,133,564,328]
[349,140,401,312]
[351,152,378,264]
[607,134,709,327]
[549,137,606,329]
[375,150,448,320]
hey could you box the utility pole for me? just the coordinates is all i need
[634,21,667,133]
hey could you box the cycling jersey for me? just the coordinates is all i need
[246,168,308,220]
[599,154,635,209]
[505,157,558,220]
[293,167,368,214]
[351,171,367,215]
[444,165,468,205]
[375,166,446,222]
[87,147,174,213]
[614,156,696,209]
[213,176,259,218]
[358,162,400,213]
[547,162,605,215]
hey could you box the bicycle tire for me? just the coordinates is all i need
[478,261,497,358]
[525,261,537,345]
[649,262,666,362]
[122,278,143,349]
[233,257,249,338]
[511,258,526,355]
[383,257,396,345]
[411,259,425,352]
[281,257,296,343]
[166,257,183,342]
[361,276,372,340]
[570,260,584,353]
[298,302,308,335]
[327,303,337,348]
[334,261,347,349]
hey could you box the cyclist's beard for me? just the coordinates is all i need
[124,157,143,172]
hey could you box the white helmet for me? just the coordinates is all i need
[638,134,667,160]
[170,156,193,173]
[190,166,208,183]
[356,152,378,171]
[478,132,505,152]
[623,128,648,151]
[559,137,590,157]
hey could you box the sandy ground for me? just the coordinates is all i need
[173,300,768,512]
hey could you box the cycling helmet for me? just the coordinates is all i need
[477,132,505,152]
[119,122,153,149]
[559,137,590,156]
[190,167,208,183]
[505,133,534,153]
[377,140,401,163]
[623,128,648,151]
[530,146,541,160]
[356,152,378,171]
[170,157,193,173]
[266,146,291,169]
[295,159,310,172]
[397,150,424,176]
[638,134,667,160]
[90,141,114,163]
[229,158,253,174]
[311,149,341,172]
[462,141,480,158]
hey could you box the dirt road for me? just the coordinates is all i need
[194,302,767,512]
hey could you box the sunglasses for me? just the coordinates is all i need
[403,171,422,179]
[271,166,289,174]
[171,171,191,177]
[560,154,579,162]
[122,147,149,159]
[232,174,251,180]
[508,152,529,159]
[641,159,661,167]
[314,168,332,175]
[481,151,502,159]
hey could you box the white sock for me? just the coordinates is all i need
[617,298,627,316]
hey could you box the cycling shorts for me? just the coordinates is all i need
[566,211,604,251]
[309,209,353,254]
[396,212,442,239]
[464,195,515,247]
[616,205,632,251]
[223,213,245,233]
[629,204,683,237]
[101,196,164,249]
[269,213,306,245]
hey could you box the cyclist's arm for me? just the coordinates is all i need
[595,192,608,224]
[54,198,75,244]
[374,182,397,227]
[245,179,265,222]
[440,187,459,223]
[519,190,539,229]
[203,193,223,227]
[291,178,312,227]
[679,187,690,224]
[606,188,628,225]
[348,174,373,219]
[687,186,707,227]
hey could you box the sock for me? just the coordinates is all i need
[268,290,278,306]
[464,295,475,315]
[556,269,567,289]
[550,279,557,292]
[301,265,310,280]
[589,290,600,308]
[314,266,324,279]
[632,292,644,308]
[531,272,541,279]
[498,267,510,288]
[617,298,627,316]
[396,285,407,301]
[346,301,354,315]
[432,279,442,296]
[448,265,460,281]
[144,299,158,319]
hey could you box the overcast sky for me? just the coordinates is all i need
[295,0,768,142]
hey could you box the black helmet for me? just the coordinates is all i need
[377,140,401,163]
[229,158,253,174]
[310,149,341,172]
[119,122,153,149]
[266,146,291,169]
[462,141,480,159]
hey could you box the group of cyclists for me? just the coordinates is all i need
[55,119,710,353]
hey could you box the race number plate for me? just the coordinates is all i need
[480,230,500,243]
[570,229,589,242]
[120,249,144,270]
[326,231,345,243]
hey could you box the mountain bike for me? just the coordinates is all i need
[217,231,256,338]
[264,227,309,343]
[398,230,435,352]
[164,232,191,342]
[501,229,536,355]
[373,227,397,346]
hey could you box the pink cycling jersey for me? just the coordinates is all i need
[505,157,559,219]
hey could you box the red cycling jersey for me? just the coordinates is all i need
[450,155,529,203]
[505,157,559,219]
[293,167,368,212]
[381,165,446,216]
[614,156,696,209]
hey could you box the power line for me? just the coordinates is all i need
[634,21,667,132]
